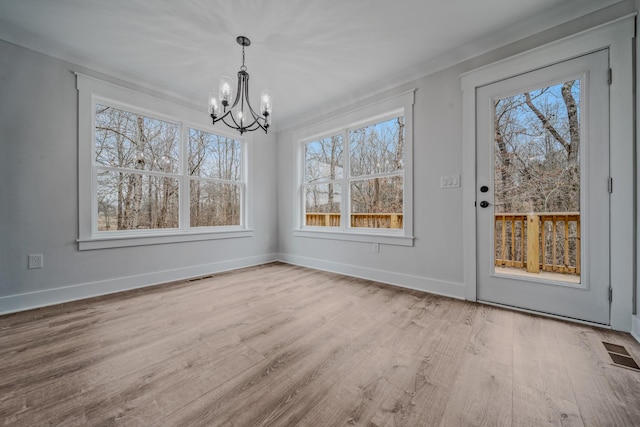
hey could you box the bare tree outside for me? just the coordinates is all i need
[494,81,580,213]
[304,134,343,221]
[188,129,242,227]
[95,105,242,231]
[95,104,179,231]
[349,117,404,225]
[494,80,581,276]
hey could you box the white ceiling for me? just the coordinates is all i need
[0,0,621,130]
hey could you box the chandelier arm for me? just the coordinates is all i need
[243,76,264,120]
[227,72,245,111]
[224,110,243,130]
[240,115,265,131]
[220,112,267,134]
[213,107,266,132]
[229,113,266,132]
[211,110,229,124]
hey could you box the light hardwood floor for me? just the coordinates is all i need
[1,262,639,426]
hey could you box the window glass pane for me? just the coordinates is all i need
[305,183,341,227]
[493,80,581,282]
[97,171,179,231]
[190,180,241,227]
[304,135,344,183]
[349,116,404,177]
[350,176,403,229]
[95,104,180,173]
[188,129,241,181]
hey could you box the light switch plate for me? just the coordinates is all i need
[440,174,461,189]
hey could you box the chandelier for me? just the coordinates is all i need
[208,36,272,135]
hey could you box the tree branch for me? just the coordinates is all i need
[524,92,569,150]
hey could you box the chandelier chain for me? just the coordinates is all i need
[241,45,247,72]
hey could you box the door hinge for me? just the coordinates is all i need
[608,68,612,85]
[609,287,613,303]
[608,177,613,193]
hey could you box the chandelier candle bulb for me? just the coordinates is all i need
[219,76,233,106]
[208,93,220,116]
[260,89,273,116]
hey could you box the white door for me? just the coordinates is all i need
[476,49,610,324]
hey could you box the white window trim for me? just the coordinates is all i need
[77,73,253,250]
[292,89,415,247]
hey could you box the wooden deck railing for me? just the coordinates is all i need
[305,213,341,227]
[305,213,403,229]
[494,212,580,275]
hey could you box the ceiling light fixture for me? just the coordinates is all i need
[208,36,272,135]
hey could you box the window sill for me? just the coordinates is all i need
[78,229,254,250]
[292,229,414,246]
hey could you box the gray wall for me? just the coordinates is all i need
[0,40,278,313]
[276,1,638,305]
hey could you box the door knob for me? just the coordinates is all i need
[480,201,489,208]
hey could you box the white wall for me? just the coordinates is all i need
[277,2,639,325]
[0,40,278,314]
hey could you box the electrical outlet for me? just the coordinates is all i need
[372,243,380,253]
[28,254,43,269]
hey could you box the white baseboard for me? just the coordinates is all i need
[0,253,278,315]
[632,315,640,344]
[277,252,466,300]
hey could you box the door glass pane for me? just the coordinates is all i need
[493,80,581,284]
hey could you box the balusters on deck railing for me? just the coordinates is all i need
[305,213,341,227]
[305,213,403,229]
[494,213,580,276]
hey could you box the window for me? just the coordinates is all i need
[77,74,251,250]
[294,91,414,246]
[95,104,181,231]
[348,117,404,230]
[188,129,242,227]
[304,134,343,227]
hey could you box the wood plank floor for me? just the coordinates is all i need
[1,262,639,426]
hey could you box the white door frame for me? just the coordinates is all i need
[461,16,635,332]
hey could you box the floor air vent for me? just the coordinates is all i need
[603,341,640,372]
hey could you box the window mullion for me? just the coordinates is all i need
[342,128,349,230]
[95,165,178,179]
[180,123,189,231]
[350,170,404,181]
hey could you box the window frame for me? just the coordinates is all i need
[77,74,252,250]
[293,90,415,246]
